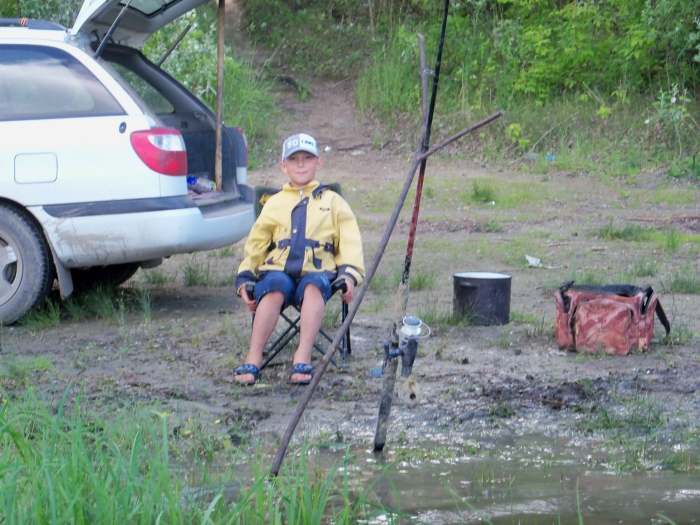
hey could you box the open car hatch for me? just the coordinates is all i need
[71,0,208,47]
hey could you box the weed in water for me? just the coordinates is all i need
[0,390,399,523]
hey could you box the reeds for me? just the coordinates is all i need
[0,391,396,524]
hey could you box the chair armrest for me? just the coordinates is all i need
[244,282,256,300]
[332,278,348,294]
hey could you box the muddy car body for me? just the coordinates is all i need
[0,0,253,323]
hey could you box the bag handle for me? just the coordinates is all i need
[655,300,671,336]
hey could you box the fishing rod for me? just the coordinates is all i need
[269,0,505,475]
[374,0,450,453]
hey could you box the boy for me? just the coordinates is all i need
[233,133,365,385]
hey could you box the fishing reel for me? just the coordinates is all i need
[381,316,431,376]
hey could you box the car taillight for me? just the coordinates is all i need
[130,128,187,176]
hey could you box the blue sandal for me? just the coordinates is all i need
[233,364,260,385]
[289,363,315,385]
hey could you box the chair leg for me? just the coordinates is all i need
[259,312,301,370]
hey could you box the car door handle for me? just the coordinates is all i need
[194,112,206,120]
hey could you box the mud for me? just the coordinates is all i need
[2,77,700,458]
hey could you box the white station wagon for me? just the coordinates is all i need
[0,0,255,323]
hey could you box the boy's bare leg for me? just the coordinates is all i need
[234,291,284,383]
[291,284,324,382]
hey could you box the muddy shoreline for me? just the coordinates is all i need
[3,78,700,465]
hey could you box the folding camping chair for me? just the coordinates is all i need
[246,184,352,370]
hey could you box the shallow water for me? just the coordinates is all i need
[319,434,700,524]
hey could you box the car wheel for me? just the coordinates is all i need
[71,262,141,291]
[0,206,55,325]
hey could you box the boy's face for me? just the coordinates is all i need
[280,151,323,188]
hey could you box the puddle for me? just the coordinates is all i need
[313,434,700,524]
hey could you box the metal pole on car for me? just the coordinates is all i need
[214,0,225,191]
[93,0,132,60]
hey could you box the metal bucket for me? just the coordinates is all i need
[453,272,511,325]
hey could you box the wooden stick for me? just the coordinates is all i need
[214,0,225,191]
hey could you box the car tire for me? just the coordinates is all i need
[71,262,141,291]
[0,205,55,325]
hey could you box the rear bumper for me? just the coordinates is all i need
[31,197,254,267]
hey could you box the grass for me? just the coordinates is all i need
[474,219,503,233]
[664,268,700,294]
[142,268,175,288]
[17,287,157,329]
[0,390,397,525]
[322,303,341,329]
[663,228,681,253]
[592,222,652,241]
[137,289,153,325]
[183,258,215,286]
[470,180,496,203]
[627,258,659,278]
[0,356,52,384]
[663,319,696,346]
[417,299,472,327]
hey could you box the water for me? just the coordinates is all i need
[317,434,700,524]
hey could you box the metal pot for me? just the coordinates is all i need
[453,272,511,325]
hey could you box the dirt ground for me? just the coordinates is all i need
[3,75,700,455]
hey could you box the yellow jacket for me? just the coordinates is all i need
[236,181,365,291]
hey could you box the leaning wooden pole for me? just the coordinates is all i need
[214,0,225,190]
[268,109,505,477]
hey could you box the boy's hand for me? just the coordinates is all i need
[341,277,355,303]
[239,283,257,313]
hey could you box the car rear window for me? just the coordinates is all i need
[109,62,174,114]
[0,44,125,121]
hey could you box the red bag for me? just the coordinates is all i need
[554,282,670,355]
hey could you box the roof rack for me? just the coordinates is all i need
[0,18,65,30]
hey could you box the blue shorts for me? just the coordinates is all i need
[255,271,333,309]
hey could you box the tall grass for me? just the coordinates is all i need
[355,31,699,177]
[0,391,395,524]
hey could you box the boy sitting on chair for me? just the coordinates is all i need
[234,133,365,385]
